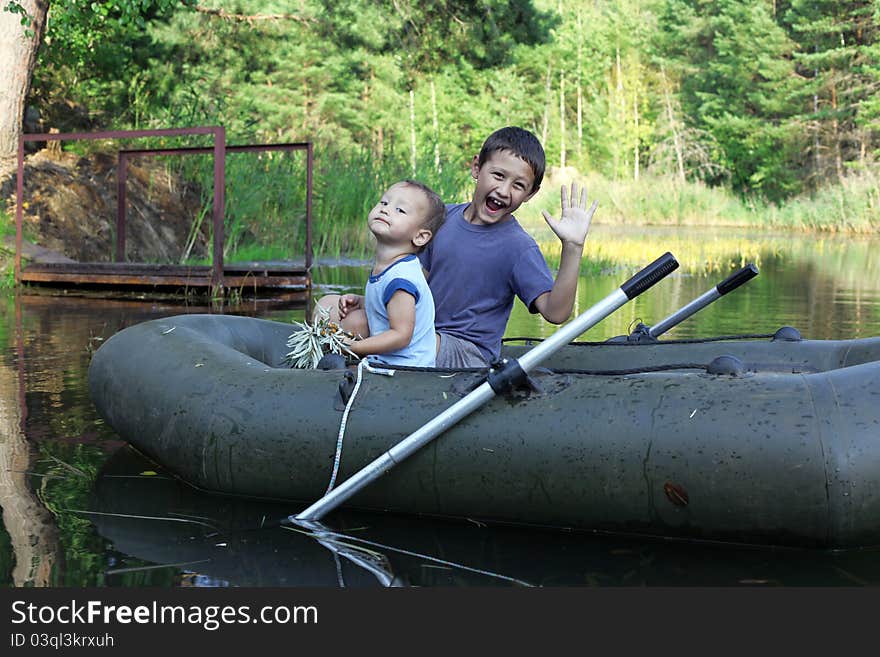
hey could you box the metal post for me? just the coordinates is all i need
[212,126,226,290]
[306,141,313,272]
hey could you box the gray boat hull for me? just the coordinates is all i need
[88,314,880,548]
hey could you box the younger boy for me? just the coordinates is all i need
[330,180,445,367]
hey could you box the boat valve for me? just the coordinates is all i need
[334,370,356,410]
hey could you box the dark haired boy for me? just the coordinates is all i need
[418,126,598,367]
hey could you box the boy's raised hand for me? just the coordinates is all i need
[541,182,599,248]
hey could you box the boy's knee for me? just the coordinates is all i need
[312,294,369,338]
[313,295,342,322]
[342,311,369,339]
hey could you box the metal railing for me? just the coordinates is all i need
[15,127,313,289]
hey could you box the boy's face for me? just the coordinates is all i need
[367,183,432,249]
[466,149,538,226]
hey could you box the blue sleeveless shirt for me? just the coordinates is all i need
[364,254,436,367]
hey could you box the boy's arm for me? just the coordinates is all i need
[346,291,416,357]
[533,182,599,324]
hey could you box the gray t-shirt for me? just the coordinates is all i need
[418,203,554,362]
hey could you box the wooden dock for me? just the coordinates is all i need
[14,127,314,303]
[19,261,311,301]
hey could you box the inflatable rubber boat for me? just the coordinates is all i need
[88,309,880,548]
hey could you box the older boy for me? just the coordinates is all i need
[420,126,597,367]
[335,179,445,367]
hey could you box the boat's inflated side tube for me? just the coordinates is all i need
[89,314,880,548]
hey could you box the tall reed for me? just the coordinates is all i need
[174,150,880,265]
[311,148,469,258]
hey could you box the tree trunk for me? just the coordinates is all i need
[409,89,416,175]
[0,355,60,587]
[576,9,582,160]
[661,65,686,184]
[831,81,843,183]
[431,80,440,172]
[633,94,640,181]
[541,62,552,146]
[0,0,48,173]
[559,71,565,170]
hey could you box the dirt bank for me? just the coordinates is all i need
[2,147,208,278]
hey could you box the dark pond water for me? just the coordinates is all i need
[2,226,880,587]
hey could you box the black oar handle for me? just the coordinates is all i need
[620,252,679,300]
[716,263,758,295]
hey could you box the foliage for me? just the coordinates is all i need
[14,0,880,235]
[284,305,357,369]
[36,444,108,586]
[782,0,880,186]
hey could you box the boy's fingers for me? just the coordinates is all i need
[541,209,554,223]
[560,184,568,209]
[580,186,588,208]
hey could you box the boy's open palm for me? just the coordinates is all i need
[541,182,599,248]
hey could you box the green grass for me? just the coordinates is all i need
[309,148,469,258]
[300,163,880,262]
[762,170,880,233]
[1,208,14,240]
[522,171,756,229]
[176,146,471,263]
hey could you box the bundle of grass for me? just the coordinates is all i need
[284,305,358,369]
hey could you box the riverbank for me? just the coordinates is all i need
[524,167,880,234]
[3,152,878,287]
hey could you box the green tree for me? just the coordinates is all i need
[0,0,48,168]
[783,0,880,186]
[0,1,187,165]
[656,0,800,200]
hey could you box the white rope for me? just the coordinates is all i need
[324,359,394,495]
[324,360,366,494]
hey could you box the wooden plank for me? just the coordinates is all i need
[221,276,309,288]
[20,259,310,294]
[22,270,308,287]
[21,271,215,286]
[24,262,212,275]
[23,262,308,276]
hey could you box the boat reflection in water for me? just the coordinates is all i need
[89,446,880,587]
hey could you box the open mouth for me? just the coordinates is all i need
[485,196,505,213]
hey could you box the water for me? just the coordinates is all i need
[2,226,880,587]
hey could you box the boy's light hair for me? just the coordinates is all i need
[477,126,546,193]
[401,179,446,245]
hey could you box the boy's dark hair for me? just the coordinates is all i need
[402,179,446,248]
[477,126,546,192]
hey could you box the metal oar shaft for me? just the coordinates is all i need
[295,295,628,522]
[294,252,679,523]
[648,264,758,338]
[648,288,721,338]
[296,381,496,522]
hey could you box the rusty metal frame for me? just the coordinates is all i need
[116,141,312,273]
[15,127,226,286]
